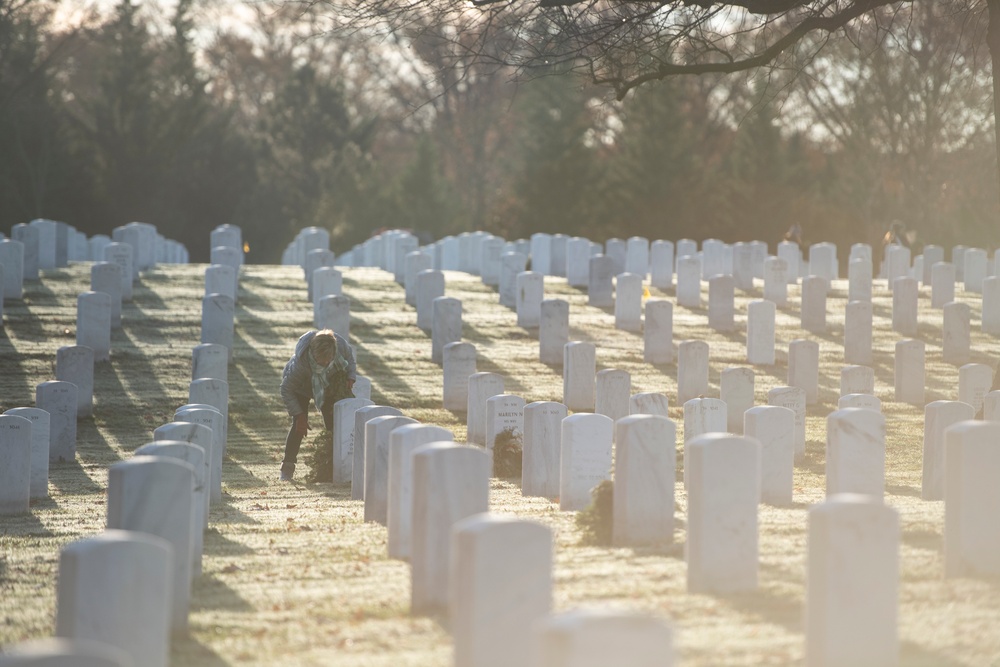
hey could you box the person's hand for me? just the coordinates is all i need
[293,413,309,437]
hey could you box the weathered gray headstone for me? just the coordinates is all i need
[644,299,673,364]
[500,253,528,308]
[613,415,676,546]
[443,342,477,412]
[56,345,94,418]
[676,255,702,308]
[516,271,544,328]
[37,381,77,463]
[411,443,490,615]
[708,274,735,332]
[77,292,111,363]
[559,413,613,511]
[3,408,49,499]
[416,269,445,331]
[587,255,614,308]
[432,296,462,364]
[521,402,566,499]
[466,372,504,447]
[55,531,171,667]
[200,294,234,361]
[686,433,760,593]
[0,414,32,515]
[563,341,596,412]
[539,299,569,366]
[826,408,885,499]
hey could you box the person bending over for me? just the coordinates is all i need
[278,329,356,480]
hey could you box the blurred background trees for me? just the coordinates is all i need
[0,0,997,262]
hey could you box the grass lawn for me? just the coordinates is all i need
[1,260,998,666]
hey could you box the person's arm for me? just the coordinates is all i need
[280,358,312,416]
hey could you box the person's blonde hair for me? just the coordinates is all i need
[310,329,338,361]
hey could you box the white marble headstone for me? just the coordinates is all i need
[521,402,567,499]
[677,340,709,404]
[643,299,673,364]
[559,414,613,511]
[563,342,596,412]
[432,297,462,364]
[364,415,418,525]
[36,381,77,463]
[613,415,676,546]
[387,425,453,560]
[56,345,94,418]
[944,420,1000,577]
[744,405,794,506]
[826,408,885,499]
[746,300,775,365]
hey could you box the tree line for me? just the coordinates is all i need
[1,0,996,263]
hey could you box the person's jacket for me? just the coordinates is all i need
[279,330,356,416]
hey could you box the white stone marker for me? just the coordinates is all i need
[944,420,1000,577]
[90,262,123,329]
[466,372,505,447]
[595,369,631,426]
[559,413,613,511]
[55,531,171,667]
[844,300,873,365]
[204,264,236,303]
[565,237,591,287]
[103,243,133,302]
[932,262,956,308]
[746,299,776,365]
[188,379,229,449]
[4,408,49,499]
[587,255,614,307]
[891,276,918,336]
[686,433,760,593]
[152,422,213,517]
[826,408,885,499]
[432,296,462,364]
[701,239,725,278]
[806,494,899,667]
[682,397,727,488]
[809,242,838,281]
[442,341,477,413]
[894,339,925,405]
[364,415,418,525]
[614,273,643,332]
[613,415,676,546]
[732,243,753,290]
[404,252,433,304]
[415,270,445,332]
[763,257,788,306]
[485,394,525,455]
[387,425,453,560]
[958,363,993,416]
[676,238,697,259]
[331,397,373,485]
[838,393,882,411]
[533,609,674,667]
[650,240,674,289]
[0,240,23,302]
[351,405,403,501]
[744,405,795,506]
[986,390,1000,421]
[56,345,94,418]
[37,381,77,463]
[500,252,527,308]
[848,257,873,303]
[984,276,1000,335]
[885,244,910,288]
[677,340,709,404]
[313,264,343,305]
[922,245,944,283]
[788,339,820,405]
[11,224,39,281]
[629,392,670,417]
[563,341,596,412]
[200,293,234,361]
[777,241,801,285]
[134,441,206,578]
[800,276,827,334]
[191,343,227,383]
[839,365,874,397]
[411,443,490,615]
[708,274,735,332]
[538,299,570,366]
[0,414,32,515]
[316,294,350,340]
[173,406,225,503]
[676,255,702,308]
[942,301,971,365]
[964,247,988,293]
[107,457,195,634]
[768,386,806,462]
[451,515,552,667]
[522,402,566,499]
[76,291,111,363]
[605,238,626,275]
[516,271,544,328]
[530,233,552,275]
[922,400,975,501]
[643,299,673,364]
[720,367,754,434]
[625,236,650,277]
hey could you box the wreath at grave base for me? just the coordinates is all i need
[575,479,614,546]
[303,429,333,484]
[492,427,523,479]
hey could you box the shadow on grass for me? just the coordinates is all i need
[900,640,969,667]
[0,505,55,538]
[210,496,261,525]
[202,528,256,556]
[75,418,123,465]
[191,573,255,613]
[901,527,942,554]
[47,459,104,496]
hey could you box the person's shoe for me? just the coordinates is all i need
[279,463,295,481]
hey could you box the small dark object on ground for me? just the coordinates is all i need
[575,479,614,546]
[492,428,522,479]
[303,429,333,483]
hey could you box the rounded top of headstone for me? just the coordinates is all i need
[616,413,672,428]
[389,423,452,442]
[811,493,900,517]
[563,412,613,427]
[0,637,134,667]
